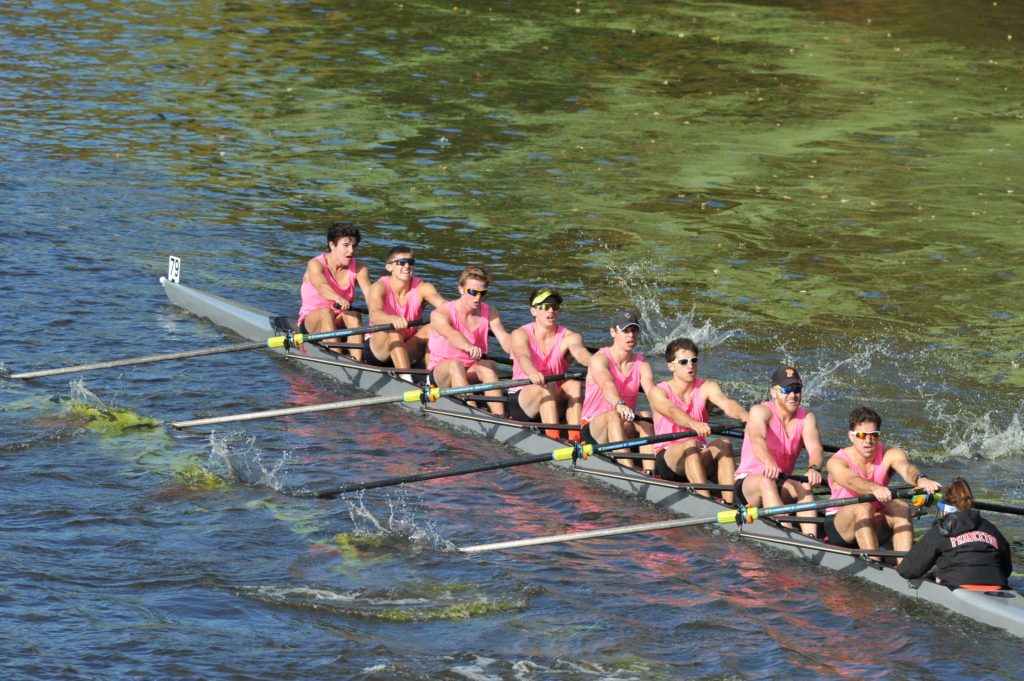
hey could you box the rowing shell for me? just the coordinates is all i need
[159,262,1024,640]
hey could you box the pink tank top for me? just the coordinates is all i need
[378,276,423,341]
[580,347,645,422]
[735,401,806,477]
[826,443,890,514]
[509,324,569,394]
[426,301,491,370]
[653,378,709,448]
[298,254,358,325]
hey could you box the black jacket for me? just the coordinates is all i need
[897,509,1012,587]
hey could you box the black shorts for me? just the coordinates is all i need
[733,475,787,508]
[654,449,687,482]
[823,513,857,548]
[361,337,394,368]
[507,391,539,423]
[579,423,599,448]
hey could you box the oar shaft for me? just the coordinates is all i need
[460,515,718,553]
[970,500,1024,516]
[296,317,426,344]
[296,452,557,499]
[9,341,266,379]
[170,393,402,428]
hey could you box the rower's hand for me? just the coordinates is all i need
[872,485,893,504]
[391,315,409,330]
[762,460,781,480]
[528,370,545,386]
[918,478,942,494]
[615,402,635,423]
[805,467,823,486]
[332,299,350,312]
[691,421,712,438]
[462,345,482,360]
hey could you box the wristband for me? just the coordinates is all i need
[615,399,627,406]
[808,464,821,473]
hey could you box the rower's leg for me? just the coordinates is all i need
[432,359,467,389]
[407,325,432,367]
[705,439,736,503]
[884,499,913,563]
[785,479,820,538]
[562,379,584,426]
[472,360,505,417]
[370,329,410,369]
[303,307,343,353]
[589,410,633,468]
[338,310,364,361]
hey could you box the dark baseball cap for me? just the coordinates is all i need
[771,366,802,388]
[611,310,641,330]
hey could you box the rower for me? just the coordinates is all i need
[823,406,942,561]
[426,265,512,416]
[579,310,657,469]
[897,477,1012,586]
[735,366,824,536]
[507,287,592,438]
[647,338,748,502]
[297,221,373,360]
[364,246,447,370]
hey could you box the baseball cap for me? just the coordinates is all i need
[771,366,802,388]
[611,310,641,330]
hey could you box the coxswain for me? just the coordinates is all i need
[364,246,447,370]
[507,287,592,439]
[898,477,1012,586]
[647,338,748,502]
[823,406,942,561]
[297,221,373,359]
[579,310,656,468]
[735,366,824,536]
[427,265,512,416]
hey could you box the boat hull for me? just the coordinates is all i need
[160,275,1024,639]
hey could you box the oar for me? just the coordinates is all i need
[7,317,426,380]
[289,427,711,499]
[953,498,1024,517]
[459,487,927,553]
[171,370,584,428]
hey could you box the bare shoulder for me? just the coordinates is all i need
[747,402,771,422]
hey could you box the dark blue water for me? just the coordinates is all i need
[3,1,1023,679]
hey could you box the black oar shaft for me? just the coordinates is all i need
[294,453,555,499]
[9,341,266,379]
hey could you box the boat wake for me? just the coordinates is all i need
[207,431,293,490]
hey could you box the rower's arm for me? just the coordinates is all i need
[889,449,942,492]
[587,352,622,406]
[488,309,512,354]
[703,380,748,422]
[418,281,448,311]
[366,280,392,326]
[744,405,776,468]
[826,455,880,496]
[305,257,344,304]
[564,332,593,367]
[430,307,472,352]
[354,264,373,305]
[510,327,542,382]
[649,385,702,430]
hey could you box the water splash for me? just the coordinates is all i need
[61,379,159,434]
[345,490,455,551]
[602,260,735,354]
[926,401,1024,461]
[207,431,293,490]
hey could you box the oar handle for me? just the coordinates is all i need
[268,317,428,348]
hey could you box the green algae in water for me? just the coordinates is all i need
[67,402,161,435]
[173,462,228,490]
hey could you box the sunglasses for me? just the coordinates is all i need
[535,302,560,311]
[850,430,880,440]
[776,385,802,395]
[671,357,698,366]
[465,287,488,297]
[388,257,415,266]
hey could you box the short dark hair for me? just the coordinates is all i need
[385,245,412,261]
[664,338,699,362]
[327,221,361,246]
[848,406,882,431]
